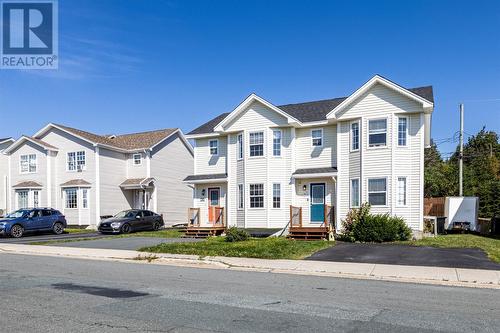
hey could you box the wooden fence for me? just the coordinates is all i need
[424,197,445,216]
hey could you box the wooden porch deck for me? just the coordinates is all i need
[287,205,335,241]
[184,207,226,238]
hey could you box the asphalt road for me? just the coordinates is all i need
[0,253,498,332]
[0,231,105,244]
[307,242,500,270]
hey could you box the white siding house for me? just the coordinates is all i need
[184,75,434,234]
[0,138,15,215]
[2,124,194,227]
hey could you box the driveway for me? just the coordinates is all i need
[306,242,500,270]
[51,237,202,251]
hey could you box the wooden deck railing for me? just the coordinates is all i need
[289,205,303,228]
[187,208,200,227]
[212,207,224,227]
[323,205,335,231]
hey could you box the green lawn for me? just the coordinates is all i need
[140,237,334,260]
[65,228,93,234]
[400,234,500,263]
[116,229,182,239]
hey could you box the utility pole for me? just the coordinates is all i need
[459,103,464,196]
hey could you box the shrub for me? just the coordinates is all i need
[352,213,412,242]
[225,227,250,242]
[340,203,371,242]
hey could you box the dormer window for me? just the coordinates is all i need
[133,153,142,165]
[209,139,218,155]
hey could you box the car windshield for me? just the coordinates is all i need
[5,210,29,218]
[113,210,138,218]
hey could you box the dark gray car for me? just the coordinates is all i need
[98,209,164,234]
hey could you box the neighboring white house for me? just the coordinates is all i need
[1,123,194,227]
[184,75,434,234]
[0,138,15,216]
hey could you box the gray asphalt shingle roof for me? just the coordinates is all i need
[292,167,338,175]
[187,86,433,135]
[183,173,228,182]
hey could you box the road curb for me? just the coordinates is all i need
[1,244,499,289]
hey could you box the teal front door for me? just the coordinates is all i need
[310,183,325,223]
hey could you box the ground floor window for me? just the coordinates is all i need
[237,184,244,209]
[249,184,264,208]
[65,188,78,209]
[368,178,387,206]
[33,190,39,208]
[82,189,89,208]
[397,177,407,206]
[17,190,29,209]
[272,183,281,208]
[350,179,360,207]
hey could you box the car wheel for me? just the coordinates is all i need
[121,223,131,234]
[152,222,160,231]
[10,224,24,238]
[52,222,64,235]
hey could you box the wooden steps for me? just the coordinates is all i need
[183,226,225,238]
[287,227,331,240]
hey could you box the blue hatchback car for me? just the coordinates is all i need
[0,208,67,238]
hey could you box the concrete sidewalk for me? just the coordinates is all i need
[1,243,499,289]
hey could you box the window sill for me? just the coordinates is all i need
[367,145,388,150]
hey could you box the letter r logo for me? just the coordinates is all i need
[2,2,53,54]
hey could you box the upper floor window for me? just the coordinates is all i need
[249,131,264,157]
[368,178,387,206]
[67,151,86,171]
[312,129,323,147]
[249,183,264,208]
[209,139,218,155]
[237,134,243,160]
[398,117,407,146]
[272,130,282,156]
[133,153,142,165]
[20,154,37,173]
[368,119,387,147]
[351,122,359,151]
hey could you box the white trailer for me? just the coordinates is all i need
[444,196,479,231]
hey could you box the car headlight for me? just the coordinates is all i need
[110,222,121,228]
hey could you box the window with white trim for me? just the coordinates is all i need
[133,153,142,165]
[350,179,360,207]
[20,154,37,173]
[249,132,264,157]
[368,178,387,206]
[312,129,323,147]
[249,184,264,208]
[209,140,218,155]
[272,130,281,156]
[398,117,407,146]
[67,151,86,171]
[351,122,359,151]
[237,134,243,160]
[17,190,28,209]
[272,183,281,208]
[237,184,244,209]
[82,188,89,208]
[33,190,39,208]
[397,177,407,206]
[368,119,387,147]
[65,188,78,209]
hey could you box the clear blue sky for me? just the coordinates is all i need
[1,0,499,157]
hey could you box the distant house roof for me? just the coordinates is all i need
[51,124,178,151]
[183,173,228,183]
[119,177,155,188]
[12,181,42,188]
[187,86,433,135]
[60,179,92,187]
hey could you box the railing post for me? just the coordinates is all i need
[299,207,302,227]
